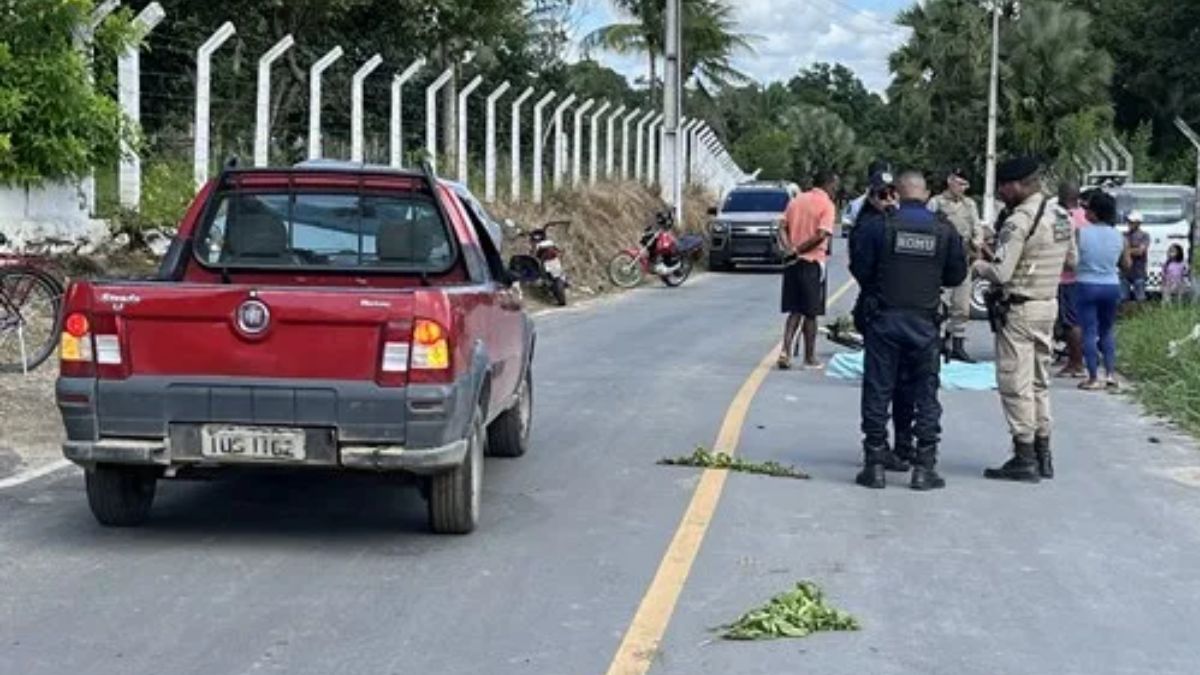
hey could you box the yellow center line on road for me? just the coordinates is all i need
[604,277,858,675]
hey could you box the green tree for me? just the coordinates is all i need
[581,0,755,104]
[781,105,865,183]
[0,0,132,185]
[731,126,792,180]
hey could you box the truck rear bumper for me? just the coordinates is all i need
[64,437,469,475]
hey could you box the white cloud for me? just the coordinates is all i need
[575,0,912,93]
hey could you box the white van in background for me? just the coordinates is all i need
[1097,184,1195,293]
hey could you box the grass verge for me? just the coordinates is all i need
[658,446,810,479]
[1117,303,1200,435]
[721,581,860,640]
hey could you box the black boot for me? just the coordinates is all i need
[884,439,912,473]
[950,337,976,364]
[910,445,946,491]
[1035,435,1054,479]
[855,446,887,489]
[983,439,1041,483]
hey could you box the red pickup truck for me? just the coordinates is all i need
[55,162,535,534]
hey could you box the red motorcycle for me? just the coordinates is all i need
[607,210,704,289]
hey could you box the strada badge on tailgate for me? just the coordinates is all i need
[236,299,271,335]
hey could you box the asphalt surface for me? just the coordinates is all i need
[4,249,1200,674]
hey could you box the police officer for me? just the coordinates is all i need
[929,168,982,363]
[850,170,968,490]
[850,168,916,473]
[973,157,1074,482]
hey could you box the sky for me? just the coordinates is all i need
[570,0,914,93]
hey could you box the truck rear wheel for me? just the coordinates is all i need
[487,369,531,458]
[86,465,156,527]
[428,405,484,534]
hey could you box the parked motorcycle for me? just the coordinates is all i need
[506,219,571,306]
[607,209,705,289]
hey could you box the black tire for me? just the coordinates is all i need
[487,368,532,458]
[662,258,693,287]
[428,405,484,534]
[607,252,643,289]
[549,277,568,306]
[0,269,64,374]
[85,465,157,527]
[708,256,731,272]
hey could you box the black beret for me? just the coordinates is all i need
[949,167,969,180]
[996,156,1040,184]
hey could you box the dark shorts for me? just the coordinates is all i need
[781,259,826,317]
[1057,283,1078,328]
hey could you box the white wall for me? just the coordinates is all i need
[0,182,109,251]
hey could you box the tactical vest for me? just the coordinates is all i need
[878,212,950,313]
[1004,194,1072,301]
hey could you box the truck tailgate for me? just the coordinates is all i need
[90,283,414,380]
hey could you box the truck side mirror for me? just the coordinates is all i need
[706,206,718,217]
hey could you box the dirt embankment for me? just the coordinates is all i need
[491,182,715,297]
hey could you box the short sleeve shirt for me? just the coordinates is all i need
[1060,207,1087,283]
[1125,229,1151,280]
[784,189,836,263]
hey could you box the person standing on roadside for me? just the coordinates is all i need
[1054,182,1089,378]
[972,158,1074,483]
[929,168,982,363]
[1123,210,1150,304]
[850,170,967,491]
[1074,191,1128,392]
[778,171,839,370]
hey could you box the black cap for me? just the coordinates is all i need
[949,167,969,180]
[868,171,895,191]
[996,156,1040,184]
[867,159,891,180]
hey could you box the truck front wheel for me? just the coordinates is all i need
[86,465,157,527]
[428,405,484,534]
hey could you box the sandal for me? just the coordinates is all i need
[1078,380,1105,391]
[1056,367,1085,379]
[777,353,792,370]
[1105,379,1120,391]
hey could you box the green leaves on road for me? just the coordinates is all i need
[721,581,859,641]
[658,447,809,480]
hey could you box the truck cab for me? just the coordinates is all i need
[55,162,535,534]
[1084,182,1195,293]
[706,181,800,271]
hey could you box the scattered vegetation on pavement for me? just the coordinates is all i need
[721,581,860,640]
[1117,304,1200,435]
[658,447,810,480]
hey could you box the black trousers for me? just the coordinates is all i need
[861,310,942,450]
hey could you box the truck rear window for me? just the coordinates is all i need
[722,190,791,214]
[196,191,456,272]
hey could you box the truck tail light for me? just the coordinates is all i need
[59,312,95,377]
[411,319,450,370]
[377,321,412,387]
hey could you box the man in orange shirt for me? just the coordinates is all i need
[779,170,840,369]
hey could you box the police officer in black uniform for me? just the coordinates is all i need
[851,166,917,473]
[849,170,968,490]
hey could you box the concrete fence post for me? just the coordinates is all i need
[551,94,577,191]
[509,87,535,202]
[645,113,663,187]
[254,34,295,167]
[307,47,343,161]
[425,66,455,172]
[621,108,640,180]
[117,2,164,210]
[571,99,594,188]
[77,0,121,214]
[606,104,626,179]
[532,91,557,204]
[389,59,424,168]
[193,21,235,190]
[634,110,654,184]
[589,101,611,186]
[456,75,484,185]
[350,54,383,163]
[484,81,511,203]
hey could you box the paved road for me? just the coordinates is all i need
[4,249,1200,675]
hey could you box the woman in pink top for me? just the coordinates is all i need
[1055,182,1089,378]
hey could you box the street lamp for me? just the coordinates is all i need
[982,0,1020,225]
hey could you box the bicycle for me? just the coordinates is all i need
[0,235,66,373]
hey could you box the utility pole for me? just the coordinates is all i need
[663,0,683,224]
[983,1,1002,225]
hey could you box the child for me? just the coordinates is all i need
[1162,244,1191,304]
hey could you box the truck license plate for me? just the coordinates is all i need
[200,426,307,461]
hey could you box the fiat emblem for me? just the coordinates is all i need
[236,299,270,335]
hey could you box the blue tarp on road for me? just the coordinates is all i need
[826,351,998,391]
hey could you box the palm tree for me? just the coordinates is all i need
[582,0,757,104]
[1002,1,1114,156]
